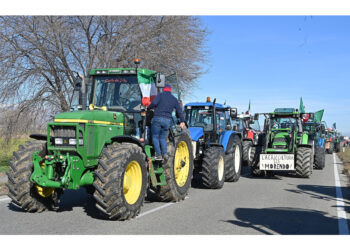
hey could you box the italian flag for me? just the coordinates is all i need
[139,82,157,107]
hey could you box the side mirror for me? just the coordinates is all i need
[254,113,259,120]
[156,74,165,88]
[74,76,82,91]
[230,108,237,118]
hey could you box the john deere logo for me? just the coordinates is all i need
[113,113,117,120]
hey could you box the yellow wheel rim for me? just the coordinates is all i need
[123,160,142,205]
[174,141,190,187]
[36,185,55,198]
[36,162,55,198]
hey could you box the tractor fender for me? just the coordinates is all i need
[187,127,204,141]
[219,131,240,152]
[247,130,254,140]
[111,136,144,150]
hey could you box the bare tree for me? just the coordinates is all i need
[0,16,208,138]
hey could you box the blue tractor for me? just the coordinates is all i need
[302,120,326,170]
[184,98,242,189]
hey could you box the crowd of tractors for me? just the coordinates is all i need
[5,60,344,220]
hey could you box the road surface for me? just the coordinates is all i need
[0,153,349,235]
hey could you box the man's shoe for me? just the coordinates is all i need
[154,155,163,161]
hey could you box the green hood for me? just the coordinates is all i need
[54,110,124,125]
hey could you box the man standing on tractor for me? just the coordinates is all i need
[148,84,186,161]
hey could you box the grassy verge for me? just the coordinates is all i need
[0,138,29,173]
[337,146,350,176]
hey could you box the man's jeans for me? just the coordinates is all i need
[151,116,171,156]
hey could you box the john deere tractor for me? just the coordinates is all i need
[302,120,326,170]
[6,59,194,220]
[184,98,242,189]
[249,108,314,178]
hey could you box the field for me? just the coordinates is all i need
[337,145,350,176]
[0,138,29,173]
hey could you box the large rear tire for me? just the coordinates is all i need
[225,136,242,182]
[314,147,325,170]
[295,147,313,178]
[201,146,225,189]
[242,140,252,166]
[6,141,58,212]
[93,143,147,220]
[154,131,194,201]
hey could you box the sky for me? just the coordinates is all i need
[184,16,350,135]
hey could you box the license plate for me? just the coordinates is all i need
[259,154,294,170]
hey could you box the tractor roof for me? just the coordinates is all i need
[184,102,230,109]
[89,68,156,76]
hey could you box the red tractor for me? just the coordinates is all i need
[232,112,261,165]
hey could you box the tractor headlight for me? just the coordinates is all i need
[69,138,84,145]
[55,138,63,145]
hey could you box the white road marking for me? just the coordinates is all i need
[333,153,349,235]
[137,196,189,219]
[0,196,10,203]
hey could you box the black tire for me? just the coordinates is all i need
[242,140,252,166]
[314,147,325,170]
[295,147,313,178]
[93,143,147,220]
[201,146,225,189]
[248,146,266,176]
[335,143,340,153]
[225,136,242,182]
[154,131,194,201]
[6,141,58,212]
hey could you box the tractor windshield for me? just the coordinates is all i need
[270,117,297,130]
[186,107,224,132]
[94,75,142,112]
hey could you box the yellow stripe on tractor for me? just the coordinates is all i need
[54,119,123,126]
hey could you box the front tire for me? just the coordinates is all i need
[154,131,194,201]
[6,141,57,212]
[295,147,312,178]
[93,143,147,220]
[202,147,225,189]
[249,146,265,177]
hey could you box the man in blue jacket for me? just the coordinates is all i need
[148,84,185,161]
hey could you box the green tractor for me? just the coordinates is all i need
[6,59,194,220]
[249,108,315,178]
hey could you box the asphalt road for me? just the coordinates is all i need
[0,153,349,235]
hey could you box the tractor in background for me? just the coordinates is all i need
[232,112,261,166]
[184,98,242,189]
[249,108,315,178]
[302,118,326,170]
[6,59,194,220]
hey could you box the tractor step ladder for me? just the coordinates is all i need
[148,158,167,186]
